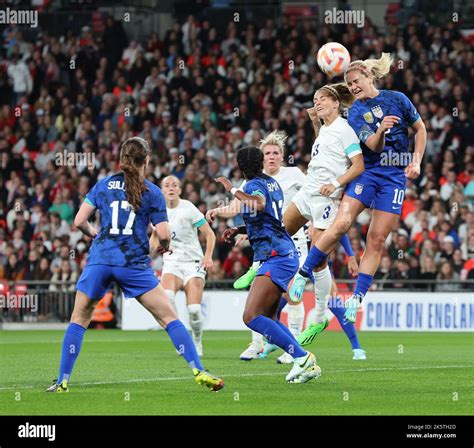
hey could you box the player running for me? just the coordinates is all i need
[47,137,223,393]
[216,146,321,384]
[281,83,365,348]
[161,175,216,357]
[207,131,307,363]
[290,53,427,323]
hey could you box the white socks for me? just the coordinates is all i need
[287,302,305,337]
[313,266,332,324]
[187,304,203,342]
[165,290,178,314]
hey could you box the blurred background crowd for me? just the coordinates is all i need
[0,2,472,291]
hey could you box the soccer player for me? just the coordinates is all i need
[282,84,365,347]
[47,137,223,393]
[207,131,307,363]
[290,53,427,323]
[160,175,216,357]
[216,146,321,383]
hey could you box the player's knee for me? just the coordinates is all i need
[367,231,386,252]
[243,309,258,325]
[334,219,351,236]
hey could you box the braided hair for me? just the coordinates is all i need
[237,146,264,180]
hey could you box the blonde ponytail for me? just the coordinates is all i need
[345,52,393,81]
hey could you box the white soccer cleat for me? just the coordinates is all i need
[352,348,366,360]
[289,364,321,383]
[285,351,318,382]
[239,342,263,361]
[277,352,294,364]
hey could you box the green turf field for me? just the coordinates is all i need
[0,330,472,415]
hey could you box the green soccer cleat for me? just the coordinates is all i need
[193,368,224,392]
[46,379,69,393]
[296,318,329,346]
[233,266,258,290]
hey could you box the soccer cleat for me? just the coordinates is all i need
[258,341,279,359]
[277,352,294,364]
[193,369,224,392]
[239,342,263,361]
[46,379,69,393]
[344,296,360,323]
[352,348,367,360]
[285,351,317,382]
[289,272,311,303]
[233,266,258,290]
[296,318,329,346]
[289,364,322,383]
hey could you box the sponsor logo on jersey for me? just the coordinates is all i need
[363,112,373,123]
[354,183,364,195]
[371,105,383,118]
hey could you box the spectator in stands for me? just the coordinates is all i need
[436,261,461,292]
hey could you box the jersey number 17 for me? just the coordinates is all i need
[109,200,136,235]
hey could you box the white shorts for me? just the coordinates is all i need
[292,190,339,230]
[161,260,206,286]
[292,235,308,268]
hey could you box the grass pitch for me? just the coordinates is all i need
[0,330,472,415]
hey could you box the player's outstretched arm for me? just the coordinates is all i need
[206,198,241,222]
[215,177,266,212]
[74,202,98,238]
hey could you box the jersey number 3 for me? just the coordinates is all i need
[110,200,136,235]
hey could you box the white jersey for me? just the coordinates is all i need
[240,166,306,240]
[303,116,361,199]
[163,199,206,264]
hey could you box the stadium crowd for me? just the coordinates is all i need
[0,6,473,292]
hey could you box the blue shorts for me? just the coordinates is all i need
[256,252,299,292]
[76,265,159,300]
[345,170,406,215]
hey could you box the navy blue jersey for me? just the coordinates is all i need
[84,173,168,269]
[241,174,295,261]
[348,90,420,175]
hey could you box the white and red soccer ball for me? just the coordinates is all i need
[317,42,351,78]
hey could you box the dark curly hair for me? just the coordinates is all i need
[237,146,263,180]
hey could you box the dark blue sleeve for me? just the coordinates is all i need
[340,234,354,257]
[149,187,168,225]
[398,92,420,125]
[348,105,374,144]
[243,178,266,197]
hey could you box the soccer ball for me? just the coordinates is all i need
[317,42,351,78]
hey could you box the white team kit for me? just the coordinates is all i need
[162,199,207,284]
[293,116,362,229]
[240,166,308,267]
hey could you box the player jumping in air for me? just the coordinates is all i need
[161,175,216,357]
[216,146,321,383]
[207,131,307,363]
[290,53,427,323]
[281,84,366,353]
[47,137,224,393]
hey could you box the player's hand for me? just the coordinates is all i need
[206,208,219,223]
[319,184,336,197]
[222,227,238,243]
[201,256,214,271]
[347,256,359,277]
[306,106,319,122]
[234,234,248,247]
[215,177,233,192]
[155,246,173,256]
[379,115,400,132]
[405,162,421,179]
[87,225,99,238]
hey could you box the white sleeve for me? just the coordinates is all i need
[188,202,206,227]
[238,179,246,192]
[341,123,362,159]
[293,167,306,190]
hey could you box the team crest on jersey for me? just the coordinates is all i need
[354,183,364,195]
[371,105,383,118]
[363,112,373,123]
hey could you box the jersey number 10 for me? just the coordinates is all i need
[110,200,136,235]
